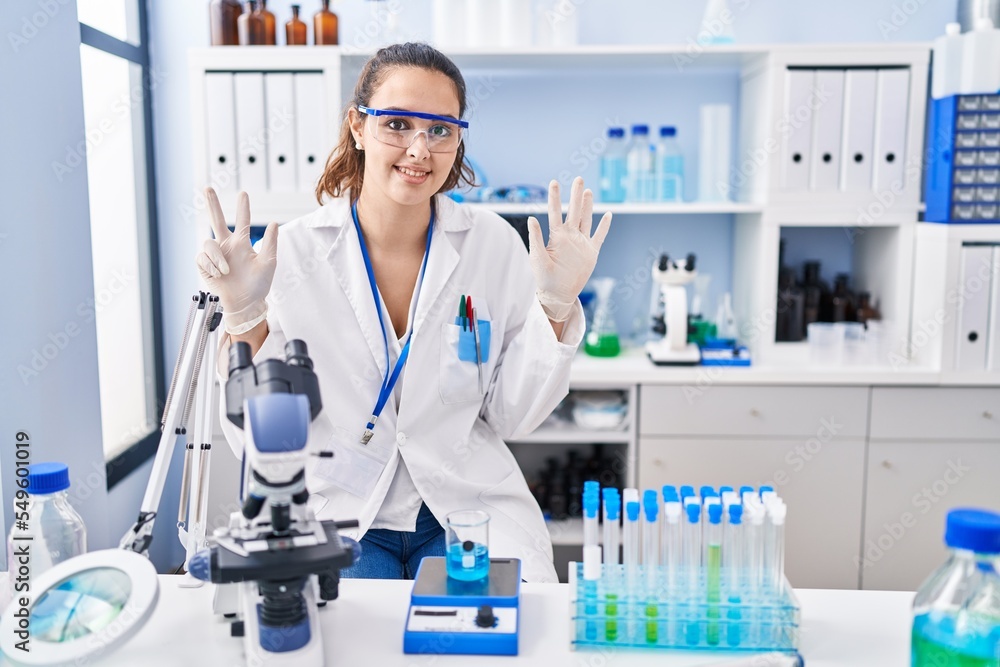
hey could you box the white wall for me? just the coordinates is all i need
[0,0,111,569]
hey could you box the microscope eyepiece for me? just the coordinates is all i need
[658,254,670,271]
[285,340,313,370]
[229,341,253,377]
[685,253,696,271]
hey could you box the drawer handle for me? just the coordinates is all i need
[750,408,761,417]
[881,460,893,470]
[984,411,994,420]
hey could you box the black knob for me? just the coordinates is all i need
[822,153,832,163]
[854,153,864,163]
[278,155,286,164]
[792,153,802,163]
[285,340,313,369]
[218,155,226,164]
[248,155,256,164]
[475,604,496,629]
[886,152,896,163]
[228,341,253,377]
[307,155,316,163]
[969,331,979,342]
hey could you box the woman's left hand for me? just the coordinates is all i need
[527,177,613,322]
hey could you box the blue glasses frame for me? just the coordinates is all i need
[357,105,470,129]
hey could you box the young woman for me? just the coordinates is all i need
[198,43,612,583]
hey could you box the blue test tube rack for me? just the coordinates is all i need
[569,563,799,652]
[569,484,801,653]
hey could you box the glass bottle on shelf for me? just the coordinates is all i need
[802,261,829,326]
[314,0,339,45]
[855,292,881,326]
[237,1,265,45]
[286,4,308,45]
[775,268,805,342]
[209,0,242,46]
[831,273,856,322]
[259,0,276,45]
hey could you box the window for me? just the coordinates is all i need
[79,2,164,487]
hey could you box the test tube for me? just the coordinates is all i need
[642,493,660,644]
[624,501,642,643]
[583,490,600,549]
[683,501,702,646]
[743,501,765,646]
[661,485,679,573]
[725,503,744,647]
[705,502,723,646]
[680,485,696,504]
[603,492,621,642]
[663,500,682,645]
[766,501,787,596]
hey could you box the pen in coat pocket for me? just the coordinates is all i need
[472,306,483,394]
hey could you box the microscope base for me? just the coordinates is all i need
[239,577,324,666]
[646,341,702,366]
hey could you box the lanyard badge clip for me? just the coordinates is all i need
[360,415,377,445]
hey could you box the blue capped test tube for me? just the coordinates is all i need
[642,491,660,644]
[705,502,724,646]
[602,490,621,642]
[582,488,601,641]
[683,501,702,646]
[726,503,744,647]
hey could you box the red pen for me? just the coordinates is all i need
[466,295,473,330]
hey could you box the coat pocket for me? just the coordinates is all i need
[439,321,490,404]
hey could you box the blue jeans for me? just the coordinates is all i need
[340,503,445,580]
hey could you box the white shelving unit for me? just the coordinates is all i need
[188,42,938,554]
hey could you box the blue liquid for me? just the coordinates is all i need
[446,542,489,581]
[912,613,1000,666]
[656,154,684,201]
[600,156,627,203]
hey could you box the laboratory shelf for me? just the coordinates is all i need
[465,202,764,216]
[546,518,586,546]
[506,423,630,444]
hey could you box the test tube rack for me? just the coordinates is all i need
[569,562,800,652]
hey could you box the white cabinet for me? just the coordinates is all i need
[638,436,866,590]
[863,387,1000,591]
[640,385,869,438]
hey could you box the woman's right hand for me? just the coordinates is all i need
[196,188,278,335]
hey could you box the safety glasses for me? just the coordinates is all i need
[358,105,468,153]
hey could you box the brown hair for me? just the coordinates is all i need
[315,43,477,203]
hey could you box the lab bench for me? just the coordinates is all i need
[89,575,914,667]
[516,348,1000,591]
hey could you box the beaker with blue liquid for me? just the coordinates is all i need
[446,510,490,581]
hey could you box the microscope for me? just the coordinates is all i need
[187,338,359,666]
[646,253,702,365]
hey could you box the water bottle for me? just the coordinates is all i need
[932,22,964,99]
[655,126,684,202]
[599,127,627,203]
[911,507,1000,666]
[626,124,654,202]
[6,463,87,584]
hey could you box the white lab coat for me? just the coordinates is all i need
[217,195,584,583]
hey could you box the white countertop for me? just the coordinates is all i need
[569,347,1000,387]
[80,576,915,667]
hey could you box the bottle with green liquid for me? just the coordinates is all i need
[911,508,1000,667]
[584,277,620,357]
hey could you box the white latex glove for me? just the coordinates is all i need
[527,177,613,322]
[195,188,278,335]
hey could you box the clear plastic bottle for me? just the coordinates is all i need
[932,23,964,99]
[912,508,1000,667]
[626,124,655,203]
[6,463,87,586]
[655,126,684,202]
[599,127,628,203]
[960,17,1000,94]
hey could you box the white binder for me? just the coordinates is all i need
[872,68,910,194]
[293,73,328,194]
[840,69,878,192]
[780,69,816,191]
[989,246,1000,372]
[956,244,993,372]
[234,73,268,192]
[809,69,846,192]
[264,73,297,193]
[204,73,238,194]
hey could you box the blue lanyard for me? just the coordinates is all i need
[352,200,434,445]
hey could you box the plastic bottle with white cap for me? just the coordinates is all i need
[961,17,1000,94]
[933,23,964,99]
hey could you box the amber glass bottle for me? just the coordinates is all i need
[259,0,276,45]
[238,0,265,45]
[314,0,339,45]
[209,0,242,46]
[286,4,308,45]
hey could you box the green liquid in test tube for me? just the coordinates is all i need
[706,502,723,646]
